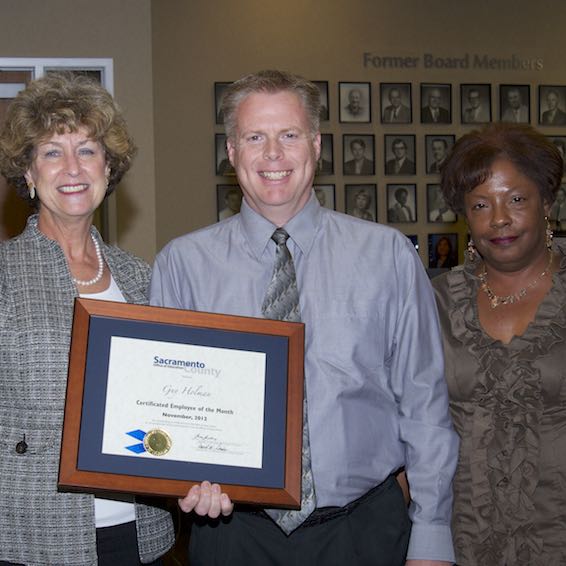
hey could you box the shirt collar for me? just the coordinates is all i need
[240,190,322,260]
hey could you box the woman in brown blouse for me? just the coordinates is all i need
[433,123,566,565]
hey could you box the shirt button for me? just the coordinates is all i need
[15,437,28,454]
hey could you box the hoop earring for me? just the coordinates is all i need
[545,216,553,250]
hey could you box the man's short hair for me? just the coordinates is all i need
[394,187,408,199]
[221,70,321,141]
[392,138,407,149]
[431,138,448,149]
[350,138,366,150]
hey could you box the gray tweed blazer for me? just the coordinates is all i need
[0,215,174,565]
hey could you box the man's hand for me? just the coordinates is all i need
[178,480,234,519]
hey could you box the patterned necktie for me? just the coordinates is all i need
[262,228,316,534]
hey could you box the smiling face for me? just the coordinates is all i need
[432,140,447,161]
[468,90,481,109]
[348,89,362,112]
[464,159,550,272]
[507,89,521,109]
[389,89,401,108]
[351,141,365,160]
[25,127,109,232]
[355,192,370,210]
[226,90,320,226]
[547,91,559,111]
[429,89,442,109]
[393,141,407,160]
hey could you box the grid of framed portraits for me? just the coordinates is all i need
[213,79,566,264]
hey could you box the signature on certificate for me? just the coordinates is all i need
[193,433,227,452]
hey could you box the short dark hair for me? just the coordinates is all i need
[440,123,563,215]
[431,138,448,149]
[350,138,366,150]
[392,138,407,149]
[221,70,320,141]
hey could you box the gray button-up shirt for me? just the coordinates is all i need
[150,193,458,562]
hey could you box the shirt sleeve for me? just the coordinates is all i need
[389,241,458,563]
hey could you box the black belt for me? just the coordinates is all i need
[242,475,395,529]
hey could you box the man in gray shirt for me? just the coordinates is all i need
[151,69,458,566]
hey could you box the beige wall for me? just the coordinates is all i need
[0,0,156,261]
[151,0,566,265]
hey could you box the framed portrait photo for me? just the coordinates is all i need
[427,184,457,223]
[547,136,566,176]
[539,85,566,126]
[345,184,377,222]
[428,233,459,269]
[214,82,231,125]
[313,184,336,210]
[499,84,530,124]
[313,81,329,121]
[215,133,235,176]
[339,82,371,123]
[386,183,417,223]
[217,185,243,222]
[316,133,334,176]
[549,183,566,235]
[384,134,416,176]
[380,83,412,124]
[425,135,455,175]
[343,134,375,176]
[460,84,492,124]
[420,83,452,124]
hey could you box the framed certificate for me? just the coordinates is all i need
[59,299,305,509]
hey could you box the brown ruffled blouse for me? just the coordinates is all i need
[433,245,566,566]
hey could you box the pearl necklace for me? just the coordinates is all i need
[73,234,104,287]
[478,252,553,309]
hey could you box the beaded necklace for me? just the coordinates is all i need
[478,252,553,309]
[72,234,104,287]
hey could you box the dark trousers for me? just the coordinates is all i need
[0,521,163,566]
[189,475,411,566]
[96,521,163,566]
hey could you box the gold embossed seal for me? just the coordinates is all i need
[143,429,172,456]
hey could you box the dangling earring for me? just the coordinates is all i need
[466,237,477,260]
[545,216,553,250]
[29,186,36,200]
